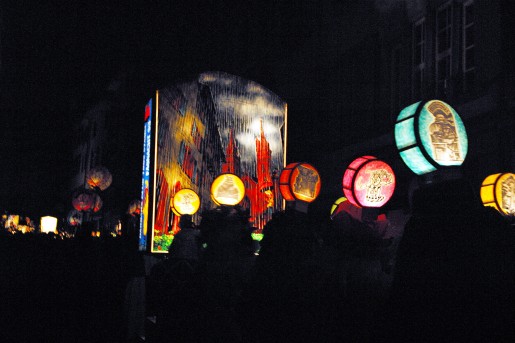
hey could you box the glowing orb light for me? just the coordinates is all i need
[172,188,201,215]
[279,162,321,203]
[342,156,396,208]
[40,216,58,234]
[211,174,245,206]
[480,173,515,216]
[394,100,468,175]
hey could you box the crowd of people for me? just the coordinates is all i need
[1,177,514,342]
[145,177,515,342]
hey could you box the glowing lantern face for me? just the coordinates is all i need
[211,174,245,206]
[343,156,395,208]
[395,100,468,175]
[86,166,113,191]
[40,216,58,234]
[480,173,515,216]
[172,188,201,215]
[279,162,321,202]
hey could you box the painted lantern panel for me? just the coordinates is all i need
[172,188,200,215]
[211,174,246,206]
[343,156,395,208]
[480,173,515,216]
[279,163,321,203]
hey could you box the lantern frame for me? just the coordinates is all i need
[342,156,395,208]
[278,162,321,203]
[480,173,515,216]
[394,100,468,175]
[171,188,201,215]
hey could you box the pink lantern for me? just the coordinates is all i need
[86,166,113,191]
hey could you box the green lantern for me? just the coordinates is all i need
[394,100,468,175]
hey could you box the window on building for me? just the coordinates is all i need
[413,18,426,100]
[391,45,402,119]
[436,2,453,96]
[463,0,475,93]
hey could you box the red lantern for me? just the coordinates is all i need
[86,166,112,191]
[72,191,95,212]
[279,162,321,203]
[342,156,395,208]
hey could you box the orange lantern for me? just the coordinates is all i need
[480,173,515,216]
[342,156,395,208]
[172,188,201,215]
[127,199,141,216]
[91,193,103,213]
[279,162,321,203]
[211,174,246,206]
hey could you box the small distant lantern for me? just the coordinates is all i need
[342,156,395,208]
[279,162,321,203]
[394,100,468,175]
[127,199,141,216]
[67,210,83,226]
[40,216,58,234]
[91,194,103,213]
[480,173,515,216]
[211,174,246,206]
[172,188,201,215]
[72,191,94,212]
[86,166,112,191]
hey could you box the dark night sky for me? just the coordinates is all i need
[1,0,377,218]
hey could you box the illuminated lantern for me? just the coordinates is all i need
[172,188,201,215]
[40,216,58,234]
[86,166,113,191]
[67,210,83,226]
[72,191,95,212]
[394,100,468,175]
[211,174,246,206]
[127,199,141,216]
[480,173,515,216]
[91,193,103,213]
[279,162,321,202]
[342,156,395,208]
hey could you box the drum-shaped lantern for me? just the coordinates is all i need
[480,173,515,216]
[279,162,321,202]
[86,166,113,191]
[394,100,468,175]
[172,188,201,215]
[211,174,245,206]
[342,156,395,208]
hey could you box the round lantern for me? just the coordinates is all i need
[394,100,468,175]
[279,162,321,203]
[211,174,246,206]
[342,156,395,208]
[172,188,201,215]
[40,216,58,234]
[86,166,113,191]
[72,191,95,212]
[67,210,83,226]
[480,173,515,216]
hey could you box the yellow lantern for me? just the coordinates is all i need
[211,173,246,206]
[480,173,515,216]
[172,188,201,215]
[40,216,58,234]
[330,197,347,218]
